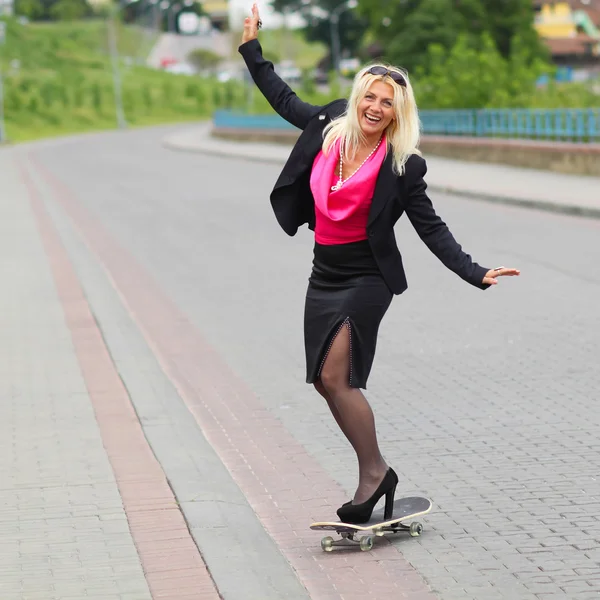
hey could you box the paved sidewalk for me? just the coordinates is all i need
[163,124,600,218]
[4,123,600,600]
[1,148,220,600]
[1,151,150,600]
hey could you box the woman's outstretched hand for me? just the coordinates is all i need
[241,3,261,44]
[483,266,521,286]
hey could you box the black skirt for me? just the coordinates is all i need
[304,240,393,389]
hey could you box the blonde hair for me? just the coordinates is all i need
[322,63,421,175]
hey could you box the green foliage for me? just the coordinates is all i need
[359,0,547,74]
[187,48,222,73]
[27,93,40,113]
[40,81,56,107]
[270,0,366,61]
[196,85,206,111]
[14,0,92,22]
[300,67,316,96]
[14,0,44,20]
[73,83,85,108]
[250,27,325,69]
[411,32,597,110]
[91,82,103,113]
[50,0,90,21]
[0,18,245,142]
[141,84,153,110]
[212,86,221,106]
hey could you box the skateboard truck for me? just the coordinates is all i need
[311,497,431,552]
[320,520,425,552]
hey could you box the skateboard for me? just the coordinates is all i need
[310,496,432,552]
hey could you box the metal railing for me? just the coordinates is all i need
[213,108,600,143]
[213,110,298,131]
[419,108,599,143]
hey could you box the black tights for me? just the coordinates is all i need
[314,322,388,504]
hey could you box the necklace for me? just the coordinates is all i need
[331,137,383,192]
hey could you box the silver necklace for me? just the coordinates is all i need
[331,137,383,192]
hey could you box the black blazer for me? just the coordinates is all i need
[239,39,490,295]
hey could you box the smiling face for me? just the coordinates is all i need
[357,80,396,141]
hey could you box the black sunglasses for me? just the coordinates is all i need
[367,66,407,87]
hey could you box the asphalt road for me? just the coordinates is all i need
[15,125,600,599]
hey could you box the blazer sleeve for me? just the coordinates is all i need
[238,39,323,130]
[404,156,491,290]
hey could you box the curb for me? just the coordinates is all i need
[424,186,600,220]
[163,134,600,221]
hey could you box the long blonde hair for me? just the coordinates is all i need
[322,63,421,175]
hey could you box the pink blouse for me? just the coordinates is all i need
[310,137,387,245]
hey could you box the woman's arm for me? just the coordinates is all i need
[238,4,323,130]
[404,156,492,289]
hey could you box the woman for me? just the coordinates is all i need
[239,4,520,524]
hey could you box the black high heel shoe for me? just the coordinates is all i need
[336,468,399,525]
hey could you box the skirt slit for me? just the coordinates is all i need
[304,240,393,390]
[316,317,354,387]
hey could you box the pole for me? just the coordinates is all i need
[330,12,340,77]
[107,7,127,129]
[0,68,5,144]
[0,20,6,143]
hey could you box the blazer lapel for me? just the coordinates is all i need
[367,152,397,226]
[273,113,332,190]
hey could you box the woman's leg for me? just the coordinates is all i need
[313,379,352,442]
[319,322,389,504]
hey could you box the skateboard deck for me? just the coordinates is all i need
[310,496,432,551]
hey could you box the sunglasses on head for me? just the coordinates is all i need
[367,66,407,87]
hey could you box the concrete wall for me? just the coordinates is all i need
[212,127,600,176]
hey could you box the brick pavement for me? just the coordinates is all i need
[0,152,150,599]
[21,142,435,599]
[1,147,220,598]
[4,125,600,599]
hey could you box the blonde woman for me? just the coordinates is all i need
[239,4,519,524]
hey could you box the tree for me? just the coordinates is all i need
[187,48,222,73]
[270,0,367,65]
[14,0,45,20]
[14,0,91,20]
[412,32,547,109]
[359,0,546,74]
[49,0,89,20]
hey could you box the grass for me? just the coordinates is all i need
[0,17,239,143]
[229,26,327,69]
[258,27,327,68]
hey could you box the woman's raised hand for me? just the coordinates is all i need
[241,3,262,44]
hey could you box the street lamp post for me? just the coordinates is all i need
[107,0,155,130]
[0,20,5,143]
[108,2,127,129]
[329,0,358,78]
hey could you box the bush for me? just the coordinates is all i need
[0,19,247,141]
[90,82,103,113]
[187,48,222,73]
[141,84,153,110]
[40,82,56,107]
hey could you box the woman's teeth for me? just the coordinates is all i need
[365,114,381,123]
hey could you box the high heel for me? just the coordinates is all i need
[336,468,399,525]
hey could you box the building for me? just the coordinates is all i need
[533,0,600,73]
[202,0,228,30]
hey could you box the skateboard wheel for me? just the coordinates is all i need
[359,536,374,551]
[321,536,334,552]
[374,527,385,537]
[409,522,423,537]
